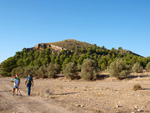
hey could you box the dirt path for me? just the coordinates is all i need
[1,75,150,113]
[0,78,77,113]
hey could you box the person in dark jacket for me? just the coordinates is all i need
[25,74,34,96]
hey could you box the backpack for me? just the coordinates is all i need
[16,76,20,81]
[27,77,32,86]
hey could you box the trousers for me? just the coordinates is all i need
[27,84,31,95]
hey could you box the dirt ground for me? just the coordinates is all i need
[1,73,150,113]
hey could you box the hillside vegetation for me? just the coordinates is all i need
[1,39,150,80]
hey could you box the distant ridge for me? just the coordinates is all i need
[50,39,142,57]
[23,39,142,57]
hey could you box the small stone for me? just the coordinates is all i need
[137,109,144,112]
[75,104,82,107]
[75,104,79,107]
[80,105,84,107]
[116,105,121,108]
[135,105,138,109]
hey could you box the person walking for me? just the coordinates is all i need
[15,74,21,95]
[25,74,34,96]
[12,76,22,96]
[11,74,22,96]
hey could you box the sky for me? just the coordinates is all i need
[0,0,150,63]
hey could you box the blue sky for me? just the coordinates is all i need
[0,0,150,63]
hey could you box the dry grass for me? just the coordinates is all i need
[133,84,142,91]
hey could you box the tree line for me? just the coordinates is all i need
[1,44,150,80]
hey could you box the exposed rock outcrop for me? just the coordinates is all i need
[24,43,66,54]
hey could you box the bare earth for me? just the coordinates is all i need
[1,73,150,113]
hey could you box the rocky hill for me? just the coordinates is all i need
[24,43,66,54]
[1,39,147,77]
[50,39,94,50]
[24,39,141,56]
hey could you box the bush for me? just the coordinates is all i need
[63,62,78,79]
[37,65,47,78]
[30,66,40,77]
[24,66,32,76]
[77,64,81,71]
[46,63,58,78]
[132,62,143,73]
[107,59,130,79]
[146,62,150,71]
[119,70,129,79]
[133,84,142,91]
[11,66,24,77]
[1,57,17,76]
[80,59,98,81]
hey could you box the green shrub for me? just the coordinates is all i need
[107,59,130,79]
[11,66,24,77]
[146,62,150,71]
[46,63,58,78]
[132,62,143,73]
[63,62,78,79]
[24,66,32,76]
[1,57,17,76]
[30,66,40,77]
[37,65,47,78]
[77,64,81,71]
[81,59,98,81]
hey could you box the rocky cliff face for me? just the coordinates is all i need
[24,43,66,54]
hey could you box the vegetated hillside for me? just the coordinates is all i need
[50,39,141,56]
[1,39,150,77]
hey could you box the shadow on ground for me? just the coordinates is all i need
[142,88,150,90]
[127,75,150,80]
[96,74,109,80]
[55,92,77,95]
[0,90,12,92]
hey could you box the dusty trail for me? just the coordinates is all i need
[1,74,150,113]
[0,78,74,113]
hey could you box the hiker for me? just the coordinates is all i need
[15,74,21,95]
[25,74,34,96]
[12,76,22,96]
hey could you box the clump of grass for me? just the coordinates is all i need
[133,84,142,91]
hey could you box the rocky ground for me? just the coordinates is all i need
[1,73,150,113]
